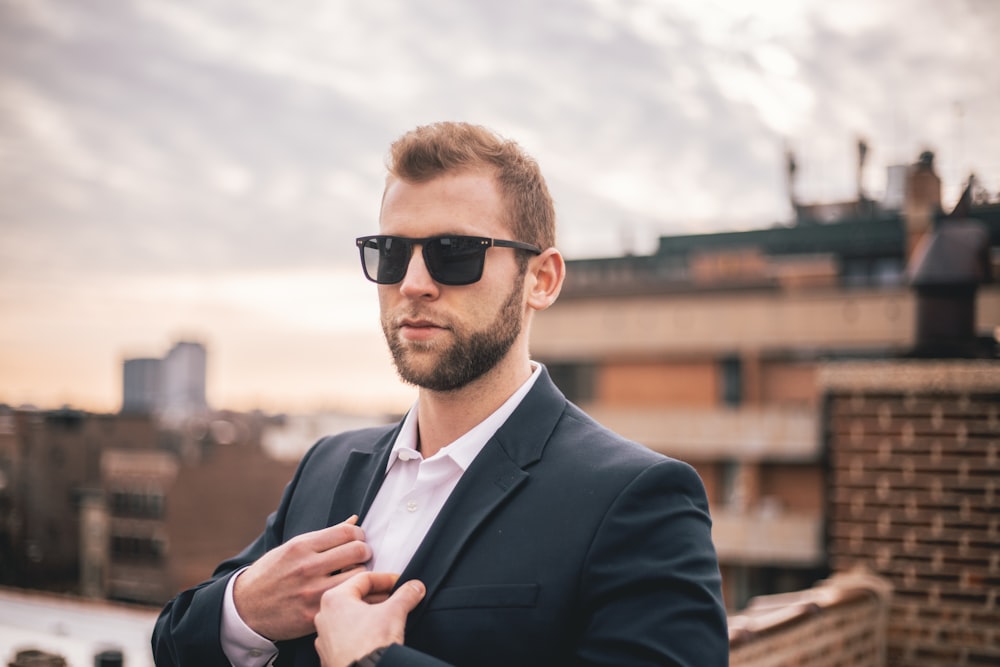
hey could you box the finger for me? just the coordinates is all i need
[328,564,367,588]
[315,516,364,547]
[315,540,372,577]
[386,580,425,614]
[339,572,400,601]
[305,517,365,552]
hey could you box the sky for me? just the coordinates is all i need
[1,0,998,414]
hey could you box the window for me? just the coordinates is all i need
[109,489,165,519]
[720,356,742,407]
[110,534,165,564]
[546,362,597,404]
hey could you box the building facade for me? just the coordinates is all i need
[93,411,298,605]
[530,158,999,609]
[0,409,158,592]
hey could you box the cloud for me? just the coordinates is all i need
[4,0,997,274]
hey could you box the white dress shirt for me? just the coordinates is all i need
[220,363,542,667]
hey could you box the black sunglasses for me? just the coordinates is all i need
[356,235,542,286]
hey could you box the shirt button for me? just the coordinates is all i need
[406,500,418,512]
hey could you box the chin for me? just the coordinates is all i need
[393,354,441,382]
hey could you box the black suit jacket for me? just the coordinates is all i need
[151,369,728,666]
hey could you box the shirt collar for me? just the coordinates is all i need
[386,361,542,473]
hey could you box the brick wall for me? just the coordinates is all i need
[822,361,1000,667]
[730,570,891,667]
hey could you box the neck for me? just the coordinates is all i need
[415,351,534,459]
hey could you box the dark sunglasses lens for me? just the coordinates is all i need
[362,237,409,284]
[426,237,487,285]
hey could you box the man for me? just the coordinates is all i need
[151,122,728,667]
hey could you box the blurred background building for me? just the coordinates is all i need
[121,341,208,425]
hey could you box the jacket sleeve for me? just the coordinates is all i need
[574,457,729,666]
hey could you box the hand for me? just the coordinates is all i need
[314,572,426,667]
[233,515,372,641]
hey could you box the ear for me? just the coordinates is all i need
[525,248,565,312]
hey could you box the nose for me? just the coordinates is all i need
[398,244,439,299]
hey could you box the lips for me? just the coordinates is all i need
[400,317,442,329]
[397,316,448,342]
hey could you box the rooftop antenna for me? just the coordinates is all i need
[857,137,869,202]
[785,142,799,222]
[952,100,968,207]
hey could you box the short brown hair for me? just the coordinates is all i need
[385,122,556,251]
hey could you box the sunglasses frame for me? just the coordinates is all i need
[356,234,543,286]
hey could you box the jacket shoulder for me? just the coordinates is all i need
[554,401,674,466]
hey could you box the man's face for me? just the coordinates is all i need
[377,170,528,392]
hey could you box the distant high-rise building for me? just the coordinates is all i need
[121,358,161,414]
[160,342,208,421]
[121,341,208,421]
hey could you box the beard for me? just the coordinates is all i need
[382,273,525,392]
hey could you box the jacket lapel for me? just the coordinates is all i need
[325,424,400,527]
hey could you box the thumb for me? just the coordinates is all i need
[388,580,425,614]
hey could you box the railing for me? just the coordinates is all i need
[730,570,892,667]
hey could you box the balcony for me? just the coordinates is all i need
[712,509,824,566]
[583,405,820,461]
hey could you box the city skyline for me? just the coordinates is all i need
[2,0,998,413]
